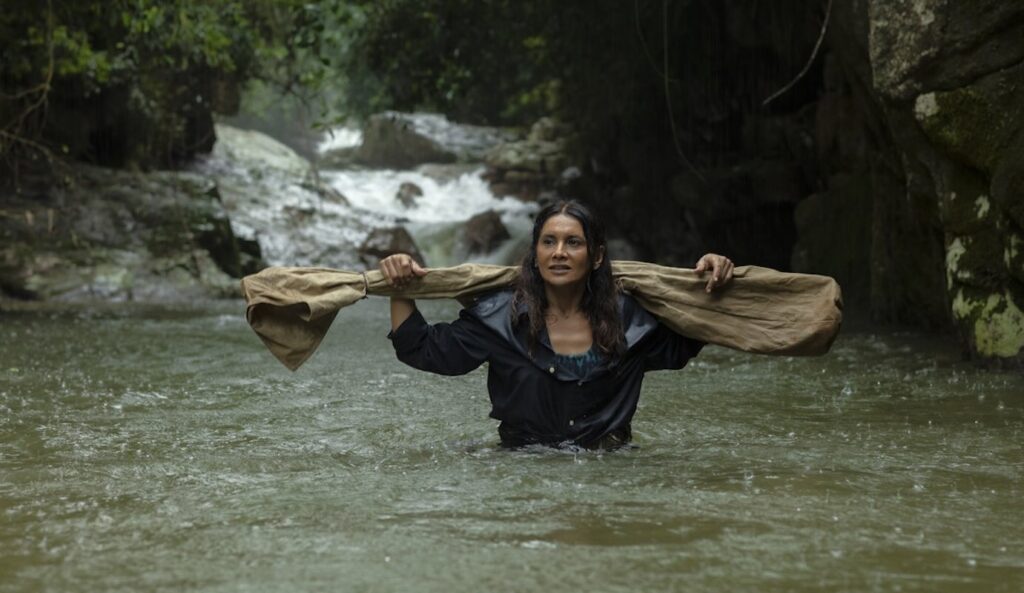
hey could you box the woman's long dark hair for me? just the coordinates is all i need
[513,200,625,358]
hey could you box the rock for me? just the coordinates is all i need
[358,227,425,269]
[482,117,572,201]
[196,124,371,269]
[791,174,874,309]
[459,210,510,255]
[354,112,519,167]
[354,112,459,168]
[317,146,358,169]
[415,163,482,184]
[527,117,567,142]
[670,159,805,226]
[868,0,1024,101]
[0,165,257,301]
[212,124,311,177]
[861,0,1024,363]
[396,182,424,208]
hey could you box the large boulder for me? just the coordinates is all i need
[872,2,1024,364]
[855,0,1024,364]
[0,166,259,301]
[459,210,510,256]
[195,124,369,270]
[358,227,426,269]
[352,112,519,169]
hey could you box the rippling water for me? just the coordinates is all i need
[2,300,1022,592]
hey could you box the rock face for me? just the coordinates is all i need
[863,0,1024,363]
[784,0,1024,364]
[0,166,258,301]
[194,124,372,270]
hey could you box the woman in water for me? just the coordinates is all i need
[380,200,734,449]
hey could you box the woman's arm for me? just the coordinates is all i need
[379,253,427,331]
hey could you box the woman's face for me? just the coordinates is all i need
[535,213,601,289]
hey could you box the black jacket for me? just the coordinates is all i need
[388,290,703,448]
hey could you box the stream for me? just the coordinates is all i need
[2,299,1022,592]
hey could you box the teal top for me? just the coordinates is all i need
[554,347,603,377]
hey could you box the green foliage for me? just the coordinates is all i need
[338,0,559,124]
[0,0,359,170]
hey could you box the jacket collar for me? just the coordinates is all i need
[466,289,659,382]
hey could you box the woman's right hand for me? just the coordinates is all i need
[379,253,427,289]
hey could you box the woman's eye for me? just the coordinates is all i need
[568,238,582,247]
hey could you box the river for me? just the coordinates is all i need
[1,298,1021,592]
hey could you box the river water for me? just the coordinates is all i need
[1,299,1022,593]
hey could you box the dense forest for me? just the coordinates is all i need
[1,0,1022,365]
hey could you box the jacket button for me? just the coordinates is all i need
[577,380,584,386]
[548,366,555,374]
[569,419,575,426]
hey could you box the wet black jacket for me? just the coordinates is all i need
[388,290,703,448]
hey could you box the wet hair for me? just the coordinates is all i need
[513,199,625,359]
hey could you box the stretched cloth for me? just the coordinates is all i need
[241,261,843,371]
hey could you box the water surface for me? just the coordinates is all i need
[1,299,1022,592]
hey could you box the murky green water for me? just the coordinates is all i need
[1,299,1022,593]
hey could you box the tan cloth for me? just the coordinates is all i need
[241,261,843,371]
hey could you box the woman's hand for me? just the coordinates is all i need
[694,253,734,293]
[379,253,427,289]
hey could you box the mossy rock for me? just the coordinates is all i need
[951,284,1024,360]
[945,231,1008,290]
[914,63,1024,174]
[937,166,996,235]
[990,139,1024,229]
[1007,229,1024,285]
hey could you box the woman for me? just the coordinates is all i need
[381,200,734,450]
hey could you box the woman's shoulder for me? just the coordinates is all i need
[617,291,662,348]
[464,288,517,319]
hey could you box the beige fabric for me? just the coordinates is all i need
[241,261,842,371]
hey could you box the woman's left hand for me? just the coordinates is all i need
[694,253,734,293]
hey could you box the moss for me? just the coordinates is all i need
[945,236,968,289]
[915,79,1020,174]
[972,291,1024,357]
[1007,231,1024,284]
[937,165,991,235]
[947,228,1008,290]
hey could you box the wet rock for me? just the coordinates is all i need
[318,146,358,169]
[415,163,482,184]
[483,118,572,201]
[212,124,311,177]
[459,210,510,255]
[196,124,371,269]
[0,165,253,301]
[869,0,1024,101]
[861,0,1024,364]
[358,227,426,269]
[354,111,519,168]
[355,112,456,168]
[396,182,424,208]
